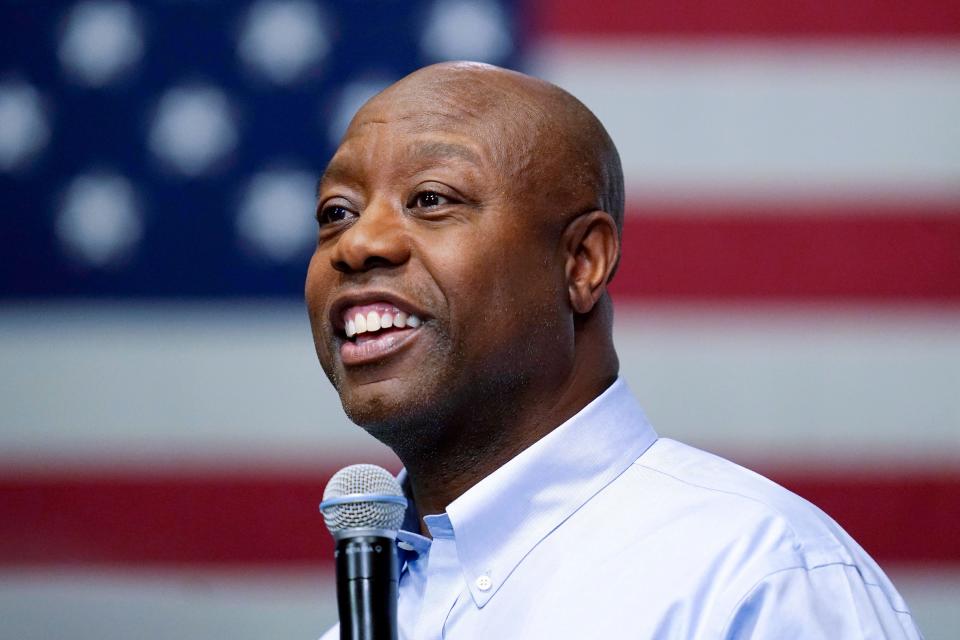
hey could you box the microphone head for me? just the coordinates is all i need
[320,464,407,537]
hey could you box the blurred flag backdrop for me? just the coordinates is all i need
[1,1,958,638]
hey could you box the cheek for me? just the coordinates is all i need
[434,230,560,332]
[304,252,334,343]
[304,250,328,307]
[429,236,514,308]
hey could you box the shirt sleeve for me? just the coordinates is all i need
[722,563,923,639]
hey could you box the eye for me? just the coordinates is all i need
[410,191,451,209]
[316,203,355,226]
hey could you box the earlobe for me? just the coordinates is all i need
[563,211,620,314]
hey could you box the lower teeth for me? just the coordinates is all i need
[353,327,399,343]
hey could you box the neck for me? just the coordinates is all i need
[399,352,618,532]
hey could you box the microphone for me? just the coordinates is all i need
[320,464,408,640]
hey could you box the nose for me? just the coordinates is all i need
[330,198,410,273]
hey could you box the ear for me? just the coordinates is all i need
[562,210,620,314]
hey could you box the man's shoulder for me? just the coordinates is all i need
[601,437,867,569]
[568,437,916,628]
[635,438,831,520]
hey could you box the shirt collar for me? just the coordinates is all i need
[395,471,428,564]
[408,378,657,607]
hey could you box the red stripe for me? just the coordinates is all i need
[530,0,960,37]
[0,468,356,567]
[770,471,960,564]
[611,206,960,301]
[1,468,957,566]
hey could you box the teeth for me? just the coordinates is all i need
[343,309,422,338]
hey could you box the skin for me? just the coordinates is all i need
[305,62,624,530]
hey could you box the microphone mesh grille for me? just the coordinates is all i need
[320,464,406,533]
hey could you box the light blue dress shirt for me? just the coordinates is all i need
[322,379,922,639]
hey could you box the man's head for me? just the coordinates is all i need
[305,62,622,462]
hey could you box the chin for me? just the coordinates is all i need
[338,377,426,425]
[336,377,449,452]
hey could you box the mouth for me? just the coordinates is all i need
[331,297,427,367]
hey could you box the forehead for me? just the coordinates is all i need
[322,91,522,184]
[327,126,486,177]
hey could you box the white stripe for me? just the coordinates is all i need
[613,305,960,467]
[0,568,337,640]
[0,302,386,468]
[528,39,960,204]
[886,566,960,637]
[1,303,957,466]
[0,566,954,638]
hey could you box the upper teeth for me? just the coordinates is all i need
[345,309,421,338]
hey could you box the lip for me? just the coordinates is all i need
[328,290,431,333]
[328,289,431,367]
[339,325,421,366]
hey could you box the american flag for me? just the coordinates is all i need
[2,1,958,638]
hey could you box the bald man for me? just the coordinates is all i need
[307,63,921,639]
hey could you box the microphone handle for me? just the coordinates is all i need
[336,534,399,640]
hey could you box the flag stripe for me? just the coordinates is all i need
[1,469,958,566]
[530,41,960,202]
[0,568,338,640]
[531,0,960,37]
[3,303,958,463]
[612,208,960,300]
[0,470,348,566]
[2,566,956,640]
[771,471,960,564]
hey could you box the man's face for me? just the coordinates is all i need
[305,92,570,442]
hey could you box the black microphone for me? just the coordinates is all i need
[320,464,407,640]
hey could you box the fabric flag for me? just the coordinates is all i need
[1,1,957,638]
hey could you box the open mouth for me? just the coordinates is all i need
[343,305,421,341]
[337,303,424,365]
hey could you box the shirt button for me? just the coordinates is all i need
[475,575,493,591]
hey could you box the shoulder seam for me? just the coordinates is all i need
[633,462,807,541]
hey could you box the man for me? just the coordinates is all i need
[306,62,921,638]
